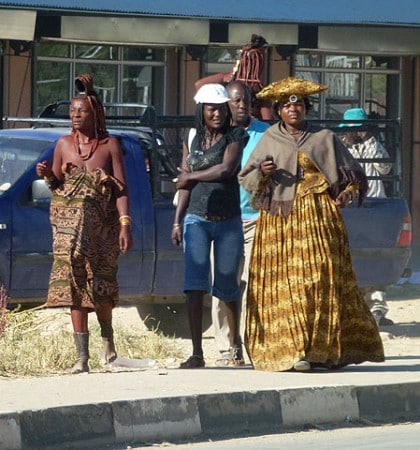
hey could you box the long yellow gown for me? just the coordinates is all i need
[245,152,385,371]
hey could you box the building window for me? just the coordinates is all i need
[202,46,239,78]
[295,53,401,120]
[296,53,403,197]
[34,42,166,115]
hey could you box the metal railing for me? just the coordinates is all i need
[2,104,403,199]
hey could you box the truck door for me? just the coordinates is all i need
[9,168,54,301]
[146,118,187,297]
[0,134,55,302]
[117,135,155,297]
[0,197,11,290]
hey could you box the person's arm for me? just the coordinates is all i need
[332,133,368,207]
[194,73,230,91]
[171,142,192,246]
[334,183,358,208]
[110,138,133,254]
[50,139,64,181]
[36,138,64,190]
[176,140,243,188]
[367,139,392,175]
[171,189,190,246]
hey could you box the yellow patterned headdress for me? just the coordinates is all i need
[256,76,328,103]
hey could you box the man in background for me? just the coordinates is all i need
[212,80,270,365]
[340,107,393,326]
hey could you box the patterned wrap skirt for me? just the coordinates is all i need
[47,166,122,310]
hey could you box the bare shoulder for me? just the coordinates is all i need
[105,136,124,154]
[107,135,122,146]
[56,134,73,145]
[54,134,73,153]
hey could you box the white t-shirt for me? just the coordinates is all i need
[348,136,392,198]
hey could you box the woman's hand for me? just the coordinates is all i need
[335,190,353,208]
[171,224,183,246]
[260,159,277,177]
[119,227,133,253]
[175,168,196,189]
[36,160,53,178]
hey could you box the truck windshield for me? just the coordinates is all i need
[0,137,53,195]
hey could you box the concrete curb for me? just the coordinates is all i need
[1,381,420,450]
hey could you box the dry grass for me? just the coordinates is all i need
[0,305,185,378]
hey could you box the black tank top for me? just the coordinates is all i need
[186,126,248,220]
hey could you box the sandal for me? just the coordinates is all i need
[216,351,234,366]
[216,347,245,367]
[293,360,311,372]
[179,355,205,369]
[231,346,245,366]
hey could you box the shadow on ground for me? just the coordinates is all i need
[135,303,212,338]
[387,283,420,300]
[380,321,420,338]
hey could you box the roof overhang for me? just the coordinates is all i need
[1,4,418,55]
[61,16,299,46]
[60,17,420,55]
[0,9,36,40]
[62,17,210,45]
[317,26,420,55]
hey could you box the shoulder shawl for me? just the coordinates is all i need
[238,122,368,217]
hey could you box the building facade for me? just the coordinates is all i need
[1,1,420,242]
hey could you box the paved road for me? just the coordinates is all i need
[1,286,420,450]
[120,422,420,449]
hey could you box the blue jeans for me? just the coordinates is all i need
[183,214,244,302]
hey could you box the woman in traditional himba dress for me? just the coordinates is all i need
[36,74,133,373]
[239,77,385,372]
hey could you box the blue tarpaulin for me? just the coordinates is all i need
[0,0,419,27]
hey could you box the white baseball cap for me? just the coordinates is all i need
[194,83,230,104]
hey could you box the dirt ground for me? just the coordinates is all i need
[374,283,420,357]
[111,282,420,364]
[30,281,420,367]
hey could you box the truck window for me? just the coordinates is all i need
[0,137,53,195]
[149,116,194,201]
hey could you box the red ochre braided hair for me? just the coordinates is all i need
[231,34,267,94]
[73,74,108,140]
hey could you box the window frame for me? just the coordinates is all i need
[33,41,167,115]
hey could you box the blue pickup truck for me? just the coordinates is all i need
[0,116,412,307]
[0,126,186,306]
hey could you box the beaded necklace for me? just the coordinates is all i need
[73,133,99,161]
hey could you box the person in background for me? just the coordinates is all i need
[171,83,249,369]
[239,77,384,372]
[340,107,393,326]
[195,34,273,120]
[212,80,270,366]
[36,74,133,373]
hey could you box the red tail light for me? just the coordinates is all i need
[397,213,412,247]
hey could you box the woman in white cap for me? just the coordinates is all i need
[239,77,384,372]
[171,83,249,369]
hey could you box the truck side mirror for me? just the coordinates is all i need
[32,179,52,203]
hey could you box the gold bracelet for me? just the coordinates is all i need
[172,223,182,229]
[119,215,132,226]
[344,189,353,203]
[345,189,353,199]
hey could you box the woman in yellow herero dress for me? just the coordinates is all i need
[239,77,385,372]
